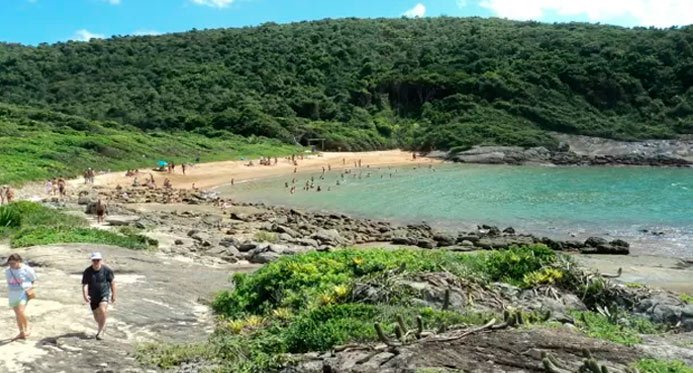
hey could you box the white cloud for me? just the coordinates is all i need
[72,29,105,42]
[190,0,234,8]
[403,3,426,18]
[457,0,467,8]
[133,29,161,36]
[479,0,693,27]
[105,0,121,4]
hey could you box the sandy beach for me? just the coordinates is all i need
[64,150,438,192]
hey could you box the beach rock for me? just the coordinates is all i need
[392,237,417,246]
[274,225,300,238]
[219,237,240,248]
[502,227,516,235]
[636,293,684,325]
[311,229,344,245]
[174,239,184,245]
[77,196,94,205]
[460,240,475,247]
[609,239,630,248]
[106,216,140,226]
[457,234,480,243]
[230,212,250,222]
[432,233,456,247]
[416,239,436,249]
[249,248,281,264]
[585,237,608,247]
[296,238,319,248]
[595,244,629,255]
[238,242,258,252]
[541,237,564,251]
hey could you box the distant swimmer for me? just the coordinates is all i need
[328,164,331,171]
[294,167,297,173]
[285,182,289,188]
[57,178,66,197]
[342,158,346,165]
[316,186,321,192]
[181,164,186,175]
[163,178,172,189]
[290,186,295,194]
[231,178,235,185]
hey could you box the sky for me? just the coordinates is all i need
[1,0,692,45]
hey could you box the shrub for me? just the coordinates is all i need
[572,310,660,346]
[635,359,693,373]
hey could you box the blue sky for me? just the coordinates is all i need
[1,0,692,45]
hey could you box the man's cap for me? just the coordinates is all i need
[90,252,103,260]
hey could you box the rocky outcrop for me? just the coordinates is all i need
[442,135,693,167]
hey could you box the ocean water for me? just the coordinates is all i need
[217,164,693,257]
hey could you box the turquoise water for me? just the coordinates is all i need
[218,164,693,257]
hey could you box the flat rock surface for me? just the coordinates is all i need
[0,243,251,373]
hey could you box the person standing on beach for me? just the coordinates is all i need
[82,252,116,340]
[5,253,37,340]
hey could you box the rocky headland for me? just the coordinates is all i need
[440,134,693,167]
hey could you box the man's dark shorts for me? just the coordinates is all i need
[90,294,110,311]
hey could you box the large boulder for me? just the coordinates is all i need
[636,293,685,325]
[584,237,608,247]
[432,233,456,247]
[311,229,344,246]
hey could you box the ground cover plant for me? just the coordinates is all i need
[0,104,301,185]
[138,245,675,372]
[0,201,155,249]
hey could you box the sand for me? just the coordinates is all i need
[64,150,436,192]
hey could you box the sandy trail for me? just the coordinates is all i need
[65,150,435,192]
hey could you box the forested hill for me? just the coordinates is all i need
[1,17,692,151]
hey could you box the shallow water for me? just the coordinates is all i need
[217,164,693,257]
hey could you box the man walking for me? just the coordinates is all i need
[81,252,116,340]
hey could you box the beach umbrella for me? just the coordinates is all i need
[158,160,168,167]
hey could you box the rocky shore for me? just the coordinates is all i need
[438,135,693,167]
[67,186,634,268]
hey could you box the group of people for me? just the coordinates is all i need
[45,178,67,197]
[0,186,14,205]
[4,252,116,341]
[83,168,96,184]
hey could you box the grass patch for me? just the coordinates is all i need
[679,293,693,304]
[635,359,693,373]
[572,310,661,346]
[0,103,302,186]
[0,201,155,250]
[254,231,279,243]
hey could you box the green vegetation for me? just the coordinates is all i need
[572,310,661,346]
[0,103,300,185]
[0,201,155,249]
[636,359,693,373]
[1,18,691,155]
[680,293,693,304]
[139,246,565,371]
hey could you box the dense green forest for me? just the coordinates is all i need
[0,17,692,151]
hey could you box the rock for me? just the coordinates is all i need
[77,196,94,205]
[238,242,258,252]
[432,233,455,247]
[636,293,685,325]
[249,249,280,264]
[187,229,199,237]
[219,237,240,248]
[541,237,564,251]
[230,212,250,221]
[460,240,475,247]
[457,234,479,243]
[392,237,417,246]
[296,238,319,248]
[274,225,300,238]
[557,142,570,152]
[278,233,293,242]
[585,237,608,247]
[317,245,333,252]
[609,239,630,248]
[416,239,436,249]
[502,227,516,235]
[311,229,344,245]
[106,216,140,226]
[595,244,629,255]
[174,239,184,245]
